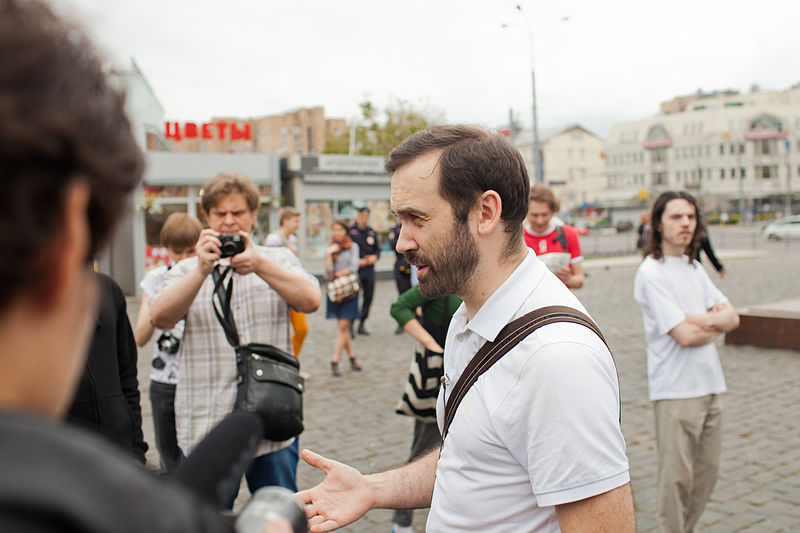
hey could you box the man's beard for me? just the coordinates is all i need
[405,220,478,298]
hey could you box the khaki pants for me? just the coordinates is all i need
[654,394,723,533]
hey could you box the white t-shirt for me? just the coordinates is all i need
[139,265,184,385]
[633,255,728,401]
[264,231,298,254]
[427,250,630,532]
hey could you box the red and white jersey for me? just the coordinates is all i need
[523,223,584,264]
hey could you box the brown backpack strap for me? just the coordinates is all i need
[441,305,611,442]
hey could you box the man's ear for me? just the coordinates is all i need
[475,190,503,236]
[33,180,91,310]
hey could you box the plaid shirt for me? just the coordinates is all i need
[163,246,318,455]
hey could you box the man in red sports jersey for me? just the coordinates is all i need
[523,184,585,289]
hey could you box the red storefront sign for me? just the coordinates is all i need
[743,129,787,140]
[164,121,252,142]
[642,138,673,149]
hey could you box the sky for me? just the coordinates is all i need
[51,0,800,138]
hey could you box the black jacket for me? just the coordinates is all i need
[0,412,232,533]
[66,273,147,463]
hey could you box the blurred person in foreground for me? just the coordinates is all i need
[264,206,310,359]
[298,125,634,532]
[150,172,321,504]
[524,184,585,289]
[634,191,740,533]
[134,212,202,473]
[0,1,232,529]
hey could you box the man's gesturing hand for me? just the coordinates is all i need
[296,449,375,532]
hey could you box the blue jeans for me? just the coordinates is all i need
[149,381,180,473]
[224,438,299,509]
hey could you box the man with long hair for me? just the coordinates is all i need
[634,191,740,532]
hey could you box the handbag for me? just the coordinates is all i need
[395,345,443,422]
[326,272,360,303]
[212,265,304,441]
[394,296,454,422]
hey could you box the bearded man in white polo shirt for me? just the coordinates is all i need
[297,125,634,532]
[634,190,740,533]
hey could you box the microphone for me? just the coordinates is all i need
[173,411,263,507]
[236,487,307,533]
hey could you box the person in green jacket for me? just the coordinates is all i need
[388,285,461,533]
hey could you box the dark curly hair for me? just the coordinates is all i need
[385,125,529,260]
[0,0,143,309]
[643,190,703,262]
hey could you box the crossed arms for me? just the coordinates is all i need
[669,301,740,347]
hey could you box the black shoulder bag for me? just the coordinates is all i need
[442,305,618,442]
[212,265,304,441]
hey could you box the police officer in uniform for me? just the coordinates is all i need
[388,222,411,334]
[350,207,380,336]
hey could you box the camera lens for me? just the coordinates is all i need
[152,356,166,370]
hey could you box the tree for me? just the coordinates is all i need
[324,96,443,155]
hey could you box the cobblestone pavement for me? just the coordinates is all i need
[132,250,800,532]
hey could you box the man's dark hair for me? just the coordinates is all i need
[643,190,703,261]
[385,125,529,259]
[0,0,144,309]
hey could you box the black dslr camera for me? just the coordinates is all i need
[219,234,245,258]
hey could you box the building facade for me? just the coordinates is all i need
[513,124,606,212]
[603,85,800,217]
[281,154,394,271]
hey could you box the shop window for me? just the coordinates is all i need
[305,201,335,258]
[144,204,189,270]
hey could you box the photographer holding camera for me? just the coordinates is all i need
[150,172,320,506]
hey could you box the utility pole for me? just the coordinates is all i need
[786,136,792,215]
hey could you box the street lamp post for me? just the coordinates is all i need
[516,4,543,184]
[785,136,792,215]
[737,138,746,223]
[513,5,568,184]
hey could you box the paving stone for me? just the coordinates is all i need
[129,251,800,531]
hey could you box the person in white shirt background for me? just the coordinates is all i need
[634,190,740,533]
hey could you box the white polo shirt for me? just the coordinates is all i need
[633,255,728,401]
[427,250,630,532]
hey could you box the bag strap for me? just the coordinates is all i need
[554,225,568,252]
[212,265,240,348]
[442,305,611,442]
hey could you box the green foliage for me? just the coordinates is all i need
[324,96,443,155]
